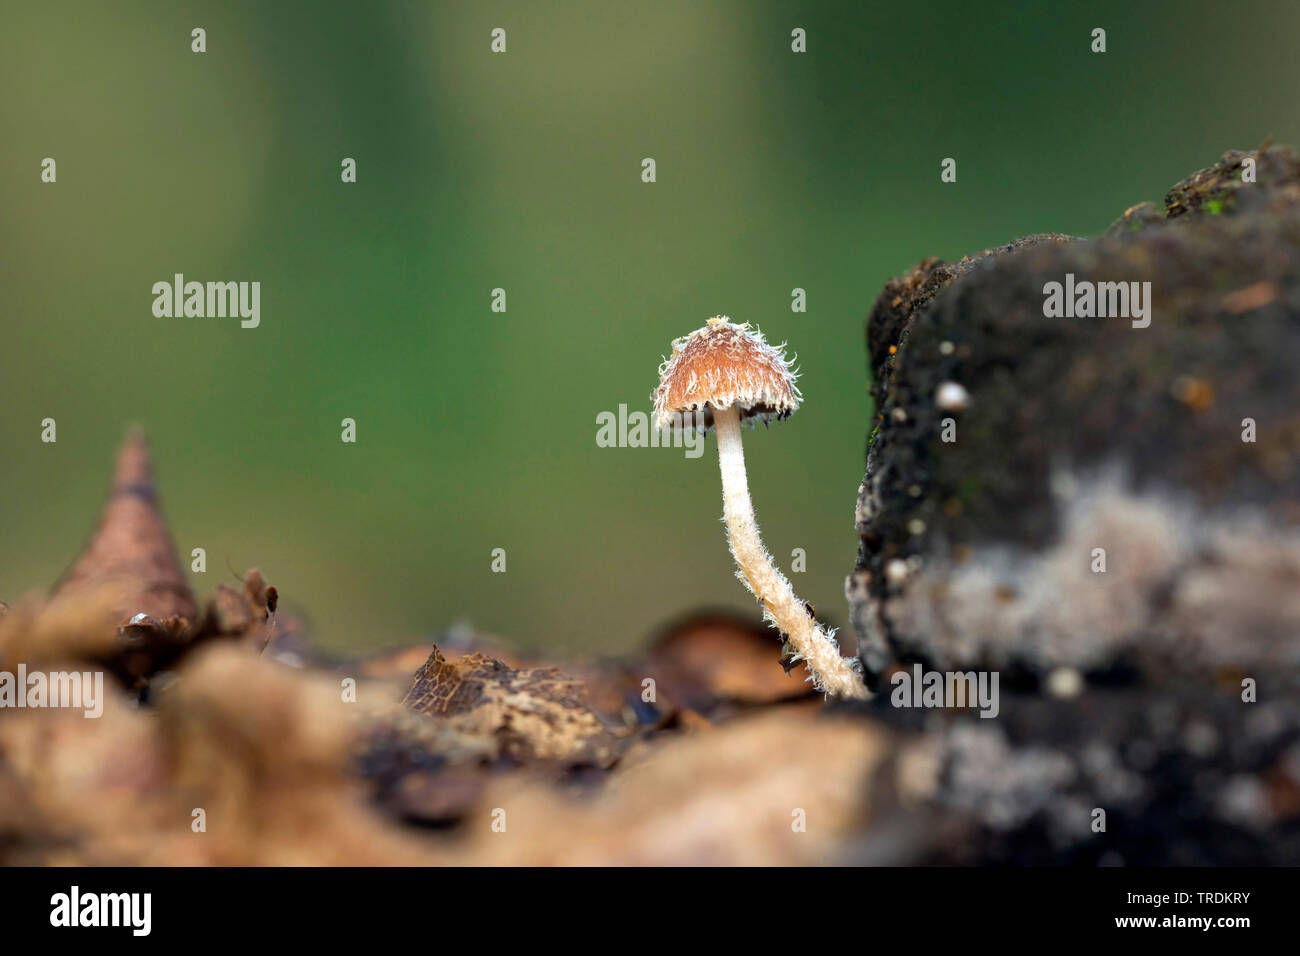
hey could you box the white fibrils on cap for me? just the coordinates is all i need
[652,316,802,430]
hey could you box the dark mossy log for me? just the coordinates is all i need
[849,147,1300,688]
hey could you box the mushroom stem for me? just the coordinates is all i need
[713,404,867,699]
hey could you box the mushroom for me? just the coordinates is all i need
[652,317,867,699]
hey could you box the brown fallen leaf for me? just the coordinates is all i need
[643,612,818,710]
[0,644,444,865]
[402,646,619,766]
[450,709,890,865]
[203,567,276,651]
[0,586,122,672]
[52,427,196,627]
[27,429,278,688]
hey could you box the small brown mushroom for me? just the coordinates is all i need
[652,317,866,699]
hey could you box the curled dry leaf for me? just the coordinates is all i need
[644,612,819,710]
[402,646,619,767]
[18,429,281,689]
[203,566,276,653]
[45,429,196,685]
[52,427,197,627]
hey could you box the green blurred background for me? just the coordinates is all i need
[3,1,1298,657]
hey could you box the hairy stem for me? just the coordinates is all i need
[714,404,867,699]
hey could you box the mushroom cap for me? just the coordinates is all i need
[652,316,802,430]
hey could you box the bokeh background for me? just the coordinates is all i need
[3,1,1299,657]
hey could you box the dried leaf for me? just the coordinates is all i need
[645,612,817,709]
[402,646,618,766]
[4,644,444,865]
[53,428,196,627]
[451,710,889,865]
